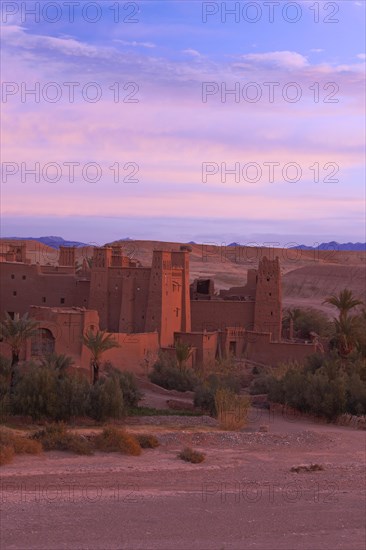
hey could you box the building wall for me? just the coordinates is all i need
[244,331,317,366]
[81,331,160,375]
[0,262,89,316]
[176,331,218,365]
[191,300,255,332]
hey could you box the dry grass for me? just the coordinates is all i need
[31,423,93,455]
[215,388,250,430]
[291,463,325,473]
[0,428,42,466]
[0,445,15,466]
[136,434,160,449]
[178,447,205,464]
[94,426,142,456]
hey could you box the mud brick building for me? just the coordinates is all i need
[0,242,317,373]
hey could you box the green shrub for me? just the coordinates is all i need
[267,354,366,420]
[55,373,90,421]
[87,376,124,422]
[11,364,58,421]
[94,426,141,455]
[178,447,205,464]
[283,308,333,340]
[10,363,90,422]
[149,358,198,392]
[249,375,273,395]
[104,365,142,409]
[193,385,216,416]
[136,434,160,448]
[194,373,242,416]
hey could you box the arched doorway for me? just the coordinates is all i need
[31,328,55,358]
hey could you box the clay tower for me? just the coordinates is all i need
[253,256,282,341]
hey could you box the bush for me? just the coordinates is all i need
[194,373,242,416]
[149,356,198,392]
[87,377,124,421]
[0,356,11,420]
[94,426,141,456]
[267,354,366,421]
[11,364,59,421]
[0,429,42,466]
[178,447,205,464]
[11,363,90,422]
[136,434,160,448]
[249,375,273,395]
[283,308,333,340]
[55,373,90,421]
[31,423,93,455]
[104,366,142,409]
[215,388,250,430]
[193,385,216,416]
[0,445,14,466]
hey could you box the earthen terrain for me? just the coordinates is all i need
[1,409,365,550]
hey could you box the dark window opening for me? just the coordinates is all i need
[42,297,46,303]
[22,275,26,280]
[229,341,237,356]
[60,298,65,304]
[11,274,15,279]
[197,279,211,294]
[7,312,15,319]
[13,291,17,296]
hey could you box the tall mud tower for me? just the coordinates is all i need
[253,256,282,341]
[145,250,191,347]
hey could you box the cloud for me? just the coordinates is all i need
[239,51,309,70]
[310,49,324,53]
[356,53,366,60]
[182,49,201,57]
[114,40,156,49]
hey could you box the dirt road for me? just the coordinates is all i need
[1,412,365,550]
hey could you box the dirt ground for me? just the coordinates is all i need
[1,410,365,550]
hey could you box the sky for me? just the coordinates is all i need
[1,0,365,247]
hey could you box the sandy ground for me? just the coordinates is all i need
[1,411,365,550]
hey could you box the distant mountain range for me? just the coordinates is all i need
[228,241,365,251]
[290,241,366,252]
[4,236,88,249]
[2,237,365,252]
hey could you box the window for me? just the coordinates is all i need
[42,297,46,303]
[11,274,15,279]
[60,298,65,304]
[13,291,17,296]
[22,275,26,280]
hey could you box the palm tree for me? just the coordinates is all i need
[175,341,192,371]
[0,312,39,388]
[323,289,363,320]
[82,329,120,384]
[41,353,74,376]
[332,315,362,356]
